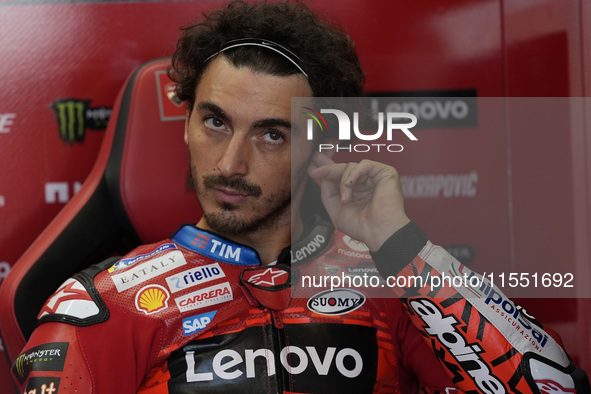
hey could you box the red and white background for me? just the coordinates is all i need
[1,0,590,387]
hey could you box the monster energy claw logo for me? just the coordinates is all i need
[11,342,69,384]
[14,352,25,380]
[51,99,112,144]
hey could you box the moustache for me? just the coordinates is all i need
[202,174,262,197]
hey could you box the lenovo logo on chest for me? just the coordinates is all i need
[185,345,362,382]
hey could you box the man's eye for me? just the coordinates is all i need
[205,117,225,130]
[263,130,285,144]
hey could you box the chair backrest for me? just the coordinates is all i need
[0,58,201,363]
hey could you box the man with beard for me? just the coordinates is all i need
[13,1,588,393]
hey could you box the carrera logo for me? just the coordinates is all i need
[410,298,506,394]
[175,282,233,313]
[244,267,289,287]
[135,285,170,315]
[307,289,365,315]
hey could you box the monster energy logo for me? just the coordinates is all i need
[51,99,112,144]
[14,353,26,380]
[11,342,69,384]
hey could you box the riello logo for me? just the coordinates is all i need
[303,107,417,153]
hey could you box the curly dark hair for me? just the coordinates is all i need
[169,0,364,112]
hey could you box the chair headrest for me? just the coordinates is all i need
[107,58,201,243]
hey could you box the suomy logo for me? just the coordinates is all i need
[304,107,417,153]
[307,289,365,315]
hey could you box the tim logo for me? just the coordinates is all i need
[303,107,417,153]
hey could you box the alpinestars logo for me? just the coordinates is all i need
[51,99,112,144]
[409,298,507,394]
[246,268,289,287]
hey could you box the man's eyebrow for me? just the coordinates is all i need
[253,118,292,130]
[196,101,230,122]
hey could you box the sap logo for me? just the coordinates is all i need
[185,345,362,382]
[0,113,16,133]
[307,289,365,315]
[182,311,217,336]
[44,182,82,204]
[410,298,506,394]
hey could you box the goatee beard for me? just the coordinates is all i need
[190,168,291,236]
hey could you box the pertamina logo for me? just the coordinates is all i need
[307,289,365,315]
[304,106,417,153]
[135,285,170,315]
[175,282,233,313]
[50,99,112,144]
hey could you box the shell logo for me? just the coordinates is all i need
[135,285,170,315]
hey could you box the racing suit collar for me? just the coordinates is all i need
[172,215,333,267]
[172,225,262,266]
[278,215,334,266]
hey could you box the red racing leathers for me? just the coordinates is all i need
[11,217,589,393]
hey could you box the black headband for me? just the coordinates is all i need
[204,38,308,78]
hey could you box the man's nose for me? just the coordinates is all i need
[217,134,249,178]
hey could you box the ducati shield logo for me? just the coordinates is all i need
[307,289,365,315]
